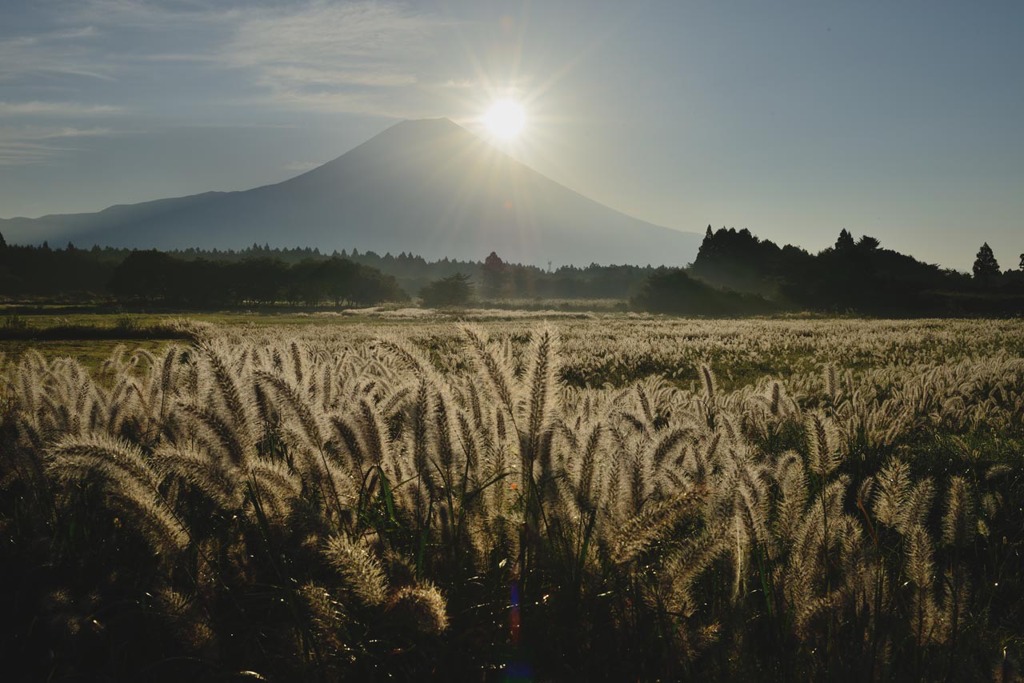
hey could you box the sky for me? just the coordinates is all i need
[1,0,1022,271]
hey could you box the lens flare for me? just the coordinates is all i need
[483,99,526,140]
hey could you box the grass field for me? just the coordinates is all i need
[2,314,1023,681]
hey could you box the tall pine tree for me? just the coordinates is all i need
[972,243,1000,285]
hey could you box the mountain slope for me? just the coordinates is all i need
[0,118,700,266]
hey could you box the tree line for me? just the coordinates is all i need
[1,229,1021,314]
[0,235,657,307]
[641,226,1024,316]
[0,238,404,307]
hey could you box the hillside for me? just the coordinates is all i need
[1,119,701,267]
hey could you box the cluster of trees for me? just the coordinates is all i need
[675,226,1024,316]
[415,251,656,305]
[0,238,124,298]
[418,273,473,307]
[346,249,655,302]
[2,228,1021,315]
[0,237,405,307]
[0,235,655,306]
[131,243,657,302]
[630,268,777,316]
[108,251,406,307]
[407,234,1023,315]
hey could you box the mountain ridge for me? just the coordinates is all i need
[0,118,701,267]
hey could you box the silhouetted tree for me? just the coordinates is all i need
[234,258,287,303]
[691,226,785,294]
[972,243,1000,285]
[420,273,472,307]
[857,235,880,250]
[110,250,176,302]
[835,229,855,251]
[482,251,507,298]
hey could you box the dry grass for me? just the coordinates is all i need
[1,317,1022,681]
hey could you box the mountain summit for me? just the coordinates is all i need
[1,118,700,266]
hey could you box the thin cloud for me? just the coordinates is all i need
[0,125,118,166]
[38,127,116,139]
[253,87,450,120]
[283,160,321,173]
[224,1,454,113]
[0,101,126,117]
[0,25,115,82]
[0,2,226,83]
[4,0,476,118]
[260,65,418,89]
[50,26,101,40]
[442,79,478,90]
[67,0,227,29]
[140,52,220,63]
[0,144,75,166]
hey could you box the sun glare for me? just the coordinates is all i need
[482,99,526,141]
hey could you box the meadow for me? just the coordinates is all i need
[1,313,1022,681]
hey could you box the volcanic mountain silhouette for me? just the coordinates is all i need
[1,118,700,266]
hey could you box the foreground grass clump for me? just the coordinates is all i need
[1,322,1022,681]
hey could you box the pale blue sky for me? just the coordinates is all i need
[1,0,1021,270]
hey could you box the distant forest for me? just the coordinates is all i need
[1,228,1022,315]
[676,226,1024,316]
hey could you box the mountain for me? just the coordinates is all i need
[0,118,701,267]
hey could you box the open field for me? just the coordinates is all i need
[6,309,1023,383]
[2,315,1023,681]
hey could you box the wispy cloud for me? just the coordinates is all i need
[0,101,126,116]
[139,52,220,63]
[66,0,225,29]
[36,127,115,140]
[0,25,115,82]
[283,160,321,173]
[0,1,233,85]
[4,0,472,118]
[258,65,419,89]
[223,1,454,114]
[0,125,118,166]
[442,78,478,90]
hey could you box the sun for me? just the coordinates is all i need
[482,99,526,141]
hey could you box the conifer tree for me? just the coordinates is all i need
[835,229,855,251]
[972,242,1000,284]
